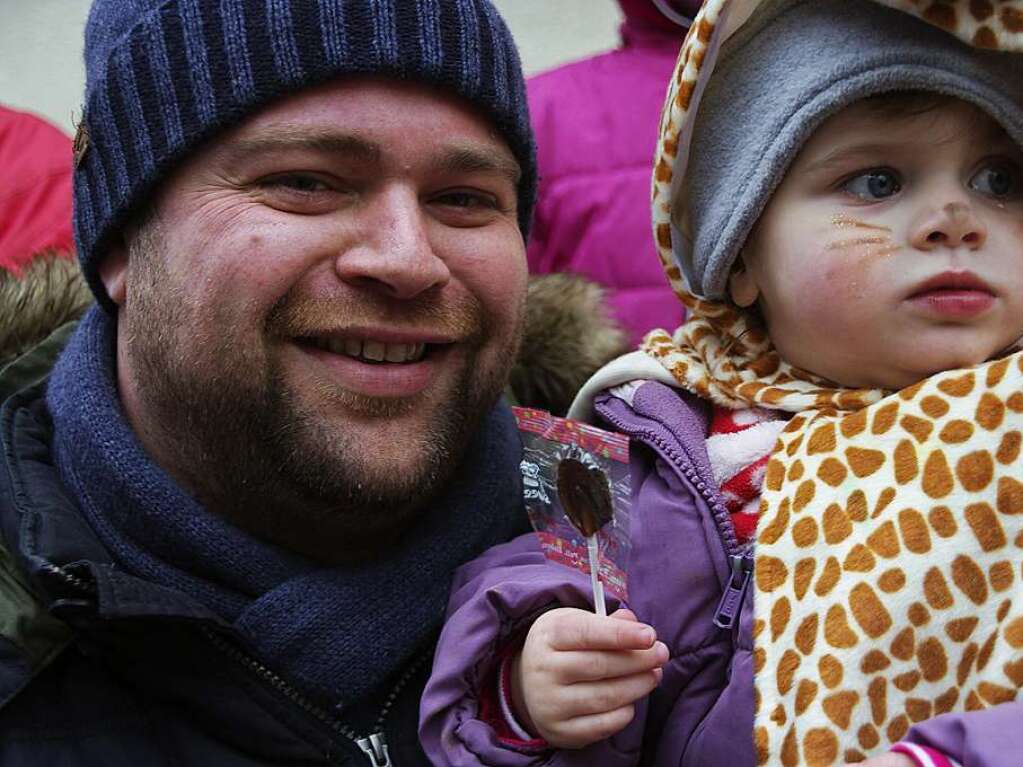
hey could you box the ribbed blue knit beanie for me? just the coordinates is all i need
[73,0,537,311]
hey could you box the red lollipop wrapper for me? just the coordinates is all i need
[513,407,631,604]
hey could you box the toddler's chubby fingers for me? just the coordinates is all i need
[542,704,638,750]
[559,668,663,719]
[553,641,670,684]
[535,607,657,652]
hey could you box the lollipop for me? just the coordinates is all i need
[557,458,614,615]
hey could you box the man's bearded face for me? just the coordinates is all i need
[110,79,528,560]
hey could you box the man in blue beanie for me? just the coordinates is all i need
[0,1,544,764]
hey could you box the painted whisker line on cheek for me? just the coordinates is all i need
[826,235,889,250]
[831,214,891,232]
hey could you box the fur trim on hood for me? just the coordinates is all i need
[510,273,628,416]
[0,252,92,364]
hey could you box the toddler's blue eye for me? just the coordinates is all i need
[970,163,1018,198]
[842,169,902,201]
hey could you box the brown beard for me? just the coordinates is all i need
[120,223,521,562]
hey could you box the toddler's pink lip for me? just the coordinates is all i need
[908,290,995,318]
[907,271,995,318]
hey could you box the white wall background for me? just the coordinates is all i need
[0,0,624,134]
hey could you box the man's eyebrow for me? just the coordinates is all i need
[223,130,382,163]
[433,144,521,185]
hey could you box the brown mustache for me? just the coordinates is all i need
[266,293,485,341]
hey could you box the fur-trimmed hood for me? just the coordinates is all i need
[2,258,625,416]
[0,253,92,364]
[511,273,627,415]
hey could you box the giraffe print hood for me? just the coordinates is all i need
[657,0,1023,304]
[641,0,1023,415]
[634,4,1023,765]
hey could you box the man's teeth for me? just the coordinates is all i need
[311,337,427,362]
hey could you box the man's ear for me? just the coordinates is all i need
[99,237,129,305]
[728,254,760,308]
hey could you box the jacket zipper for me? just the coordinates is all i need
[203,626,427,767]
[593,408,754,630]
[711,552,754,630]
[41,561,96,594]
[41,562,419,766]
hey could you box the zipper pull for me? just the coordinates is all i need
[356,732,392,767]
[712,553,753,630]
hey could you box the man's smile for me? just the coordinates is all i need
[292,330,463,399]
[304,336,429,363]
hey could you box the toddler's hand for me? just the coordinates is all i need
[510,607,668,749]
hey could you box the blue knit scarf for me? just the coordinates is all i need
[47,307,526,711]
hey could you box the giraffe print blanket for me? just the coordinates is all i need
[641,1,1023,764]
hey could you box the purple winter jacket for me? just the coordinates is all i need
[525,1,690,347]
[419,380,1023,766]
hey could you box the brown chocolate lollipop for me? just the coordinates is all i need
[557,458,614,537]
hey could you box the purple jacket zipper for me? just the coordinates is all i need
[593,400,754,630]
[712,552,754,630]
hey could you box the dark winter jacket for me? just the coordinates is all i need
[0,317,443,765]
[0,258,624,766]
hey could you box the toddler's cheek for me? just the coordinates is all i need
[822,266,865,303]
[808,239,892,309]
[795,269,864,322]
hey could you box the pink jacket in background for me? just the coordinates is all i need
[0,105,75,273]
[526,0,693,346]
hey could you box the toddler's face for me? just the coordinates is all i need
[730,97,1023,390]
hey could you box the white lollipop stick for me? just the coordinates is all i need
[587,535,607,616]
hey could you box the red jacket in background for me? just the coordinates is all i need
[526,0,697,346]
[0,105,75,274]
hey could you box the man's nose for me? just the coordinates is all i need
[909,198,987,252]
[334,188,451,299]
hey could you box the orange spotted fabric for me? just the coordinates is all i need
[643,1,1023,765]
[754,356,1023,765]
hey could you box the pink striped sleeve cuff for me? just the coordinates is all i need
[891,742,962,767]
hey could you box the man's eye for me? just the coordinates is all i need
[970,162,1019,199]
[436,191,496,209]
[841,169,902,201]
[261,174,331,193]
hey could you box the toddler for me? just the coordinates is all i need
[420,1,1023,765]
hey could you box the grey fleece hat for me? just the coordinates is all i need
[679,0,1023,301]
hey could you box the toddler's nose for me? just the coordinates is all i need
[910,201,987,252]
